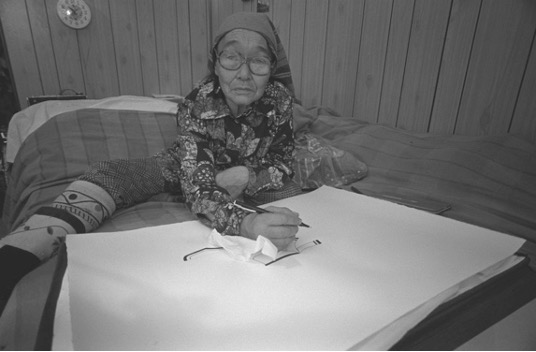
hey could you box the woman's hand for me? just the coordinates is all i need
[239,206,301,251]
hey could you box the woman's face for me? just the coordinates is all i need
[215,29,272,116]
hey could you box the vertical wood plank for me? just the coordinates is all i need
[209,0,218,39]
[510,33,536,143]
[428,0,480,134]
[233,0,254,12]
[154,0,181,95]
[78,0,119,98]
[109,0,144,96]
[396,0,451,132]
[177,0,193,94]
[353,0,392,122]
[0,0,43,107]
[378,0,415,127]
[288,0,306,101]
[455,0,536,136]
[263,0,276,20]
[26,0,60,95]
[210,0,256,40]
[377,0,414,127]
[232,0,243,12]
[136,0,160,96]
[44,0,85,95]
[300,0,329,108]
[270,0,292,60]
[210,0,234,39]
[322,0,364,116]
[189,0,211,84]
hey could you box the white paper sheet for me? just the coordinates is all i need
[57,186,525,350]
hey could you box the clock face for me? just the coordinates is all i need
[57,0,91,29]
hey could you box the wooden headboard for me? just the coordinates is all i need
[1,0,535,142]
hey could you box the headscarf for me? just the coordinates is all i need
[208,12,295,97]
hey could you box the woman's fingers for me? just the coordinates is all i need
[261,206,301,227]
[264,206,299,217]
[263,222,298,239]
[269,236,296,251]
[257,212,299,250]
[239,211,301,250]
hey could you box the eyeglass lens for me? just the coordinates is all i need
[218,52,271,75]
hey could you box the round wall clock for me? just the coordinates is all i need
[57,0,92,29]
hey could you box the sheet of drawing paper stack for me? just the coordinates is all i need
[53,186,524,350]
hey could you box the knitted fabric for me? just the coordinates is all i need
[38,180,116,232]
[1,180,115,260]
[78,157,166,209]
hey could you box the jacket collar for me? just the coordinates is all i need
[190,78,275,120]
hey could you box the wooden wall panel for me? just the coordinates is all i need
[135,0,160,96]
[26,0,60,95]
[322,0,364,117]
[2,0,536,143]
[353,0,392,123]
[154,0,181,96]
[267,0,292,63]
[510,33,536,142]
[0,0,43,105]
[210,0,255,40]
[455,0,536,137]
[177,0,194,93]
[43,0,85,94]
[189,0,211,84]
[287,0,306,101]
[109,0,144,96]
[428,0,480,134]
[77,0,119,98]
[299,0,329,108]
[210,1,233,40]
[376,0,414,127]
[396,0,451,132]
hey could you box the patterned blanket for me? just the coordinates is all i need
[1,108,178,234]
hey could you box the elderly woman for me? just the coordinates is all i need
[0,12,302,308]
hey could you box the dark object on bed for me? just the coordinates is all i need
[394,257,536,350]
[26,91,86,107]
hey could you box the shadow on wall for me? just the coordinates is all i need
[0,20,16,216]
[0,20,18,129]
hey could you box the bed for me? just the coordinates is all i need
[1,96,536,350]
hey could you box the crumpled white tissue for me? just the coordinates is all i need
[208,229,278,262]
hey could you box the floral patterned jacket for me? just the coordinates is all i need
[156,77,295,236]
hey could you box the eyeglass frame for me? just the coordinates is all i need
[182,238,322,266]
[215,50,274,76]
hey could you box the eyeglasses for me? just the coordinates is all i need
[217,51,272,76]
[255,239,322,266]
[183,238,322,266]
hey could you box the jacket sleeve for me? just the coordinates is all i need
[244,88,295,196]
[157,103,248,236]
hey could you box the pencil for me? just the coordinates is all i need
[233,200,311,228]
